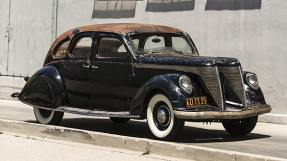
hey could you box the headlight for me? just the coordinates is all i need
[246,73,259,89]
[179,75,193,94]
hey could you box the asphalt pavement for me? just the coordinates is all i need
[0,99,286,160]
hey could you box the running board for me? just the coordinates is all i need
[54,106,140,119]
[21,101,141,119]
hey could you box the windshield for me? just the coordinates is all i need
[128,33,196,55]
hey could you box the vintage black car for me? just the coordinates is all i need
[15,24,271,140]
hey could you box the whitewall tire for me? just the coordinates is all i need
[33,107,64,125]
[147,93,184,140]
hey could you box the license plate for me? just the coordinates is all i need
[186,96,207,109]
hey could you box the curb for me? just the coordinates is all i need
[259,113,287,125]
[0,119,285,161]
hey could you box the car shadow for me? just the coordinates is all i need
[25,117,270,143]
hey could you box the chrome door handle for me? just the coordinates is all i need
[83,64,90,68]
[91,65,98,69]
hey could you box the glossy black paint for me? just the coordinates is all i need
[91,33,131,111]
[19,66,63,108]
[62,32,95,108]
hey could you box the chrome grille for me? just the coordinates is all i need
[194,67,224,109]
[218,66,246,108]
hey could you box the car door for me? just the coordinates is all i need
[90,33,131,111]
[63,32,95,108]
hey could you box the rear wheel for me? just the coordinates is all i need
[33,107,64,125]
[147,93,184,140]
[222,116,258,135]
[109,117,130,123]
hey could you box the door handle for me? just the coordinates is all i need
[83,64,90,68]
[91,65,98,69]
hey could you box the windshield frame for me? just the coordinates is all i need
[127,32,197,56]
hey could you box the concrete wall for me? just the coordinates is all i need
[56,0,287,115]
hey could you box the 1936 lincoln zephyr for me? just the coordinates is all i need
[14,24,271,140]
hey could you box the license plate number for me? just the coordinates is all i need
[186,96,207,109]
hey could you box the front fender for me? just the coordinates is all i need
[19,66,64,108]
[129,74,189,115]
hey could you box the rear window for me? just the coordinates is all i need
[54,40,70,58]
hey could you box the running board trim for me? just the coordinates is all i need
[54,106,140,118]
[21,101,141,119]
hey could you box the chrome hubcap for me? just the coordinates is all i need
[157,109,166,124]
[156,105,171,127]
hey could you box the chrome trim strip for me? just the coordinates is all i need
[174,105,271,120]
[239,66,247,108]
[215,66,224,110]
[226,101,243,107]
[54,106,141,119]
[21,101,53,111]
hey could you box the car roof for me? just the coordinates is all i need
[64,23,183,36]
[45,23,186,64]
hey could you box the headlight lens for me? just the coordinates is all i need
[246,73,259,89]
[179,75,193,94]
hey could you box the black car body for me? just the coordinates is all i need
[16,24,271,140]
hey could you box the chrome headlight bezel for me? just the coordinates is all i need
[245,73,259,90]
[179,75,193,94]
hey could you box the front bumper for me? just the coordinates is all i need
[173,104,271,120]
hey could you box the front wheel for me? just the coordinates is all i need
[33,107,64,125]
[222,116,258,135]
[147,93,184,140]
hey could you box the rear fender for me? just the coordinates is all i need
[129,74,189,115]
[19,66,64,108]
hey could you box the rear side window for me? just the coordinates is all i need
[71,37,92,57]
[54,40,70,58]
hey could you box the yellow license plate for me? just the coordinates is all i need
[186,96,207,109]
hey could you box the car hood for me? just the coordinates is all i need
[135,53,240,67]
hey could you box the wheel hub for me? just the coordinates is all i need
[157,109,166,123]
[156,105,171,127]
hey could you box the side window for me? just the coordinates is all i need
[54,40,70,58]
[71,37,92,57]
[131,38,139,50]
[171,37,192,52]
[144,36,165,50]
[98,37,128,58]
